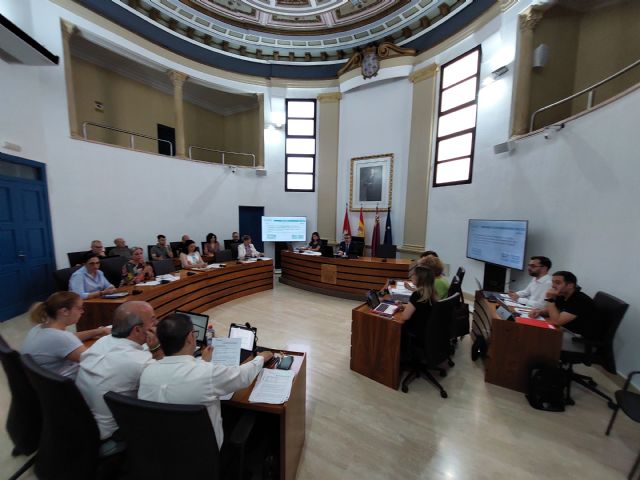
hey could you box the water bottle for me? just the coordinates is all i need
[206,324,215,346]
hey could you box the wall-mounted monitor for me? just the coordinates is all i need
[466,219,528,270]
[261,216,307,242]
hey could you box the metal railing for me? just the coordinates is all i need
[530,58,640,132]
[188,145,256,168]
[82,122,174,156]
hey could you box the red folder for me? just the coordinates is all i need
[515,317,556,329]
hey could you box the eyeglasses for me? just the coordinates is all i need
[527,264,542,268]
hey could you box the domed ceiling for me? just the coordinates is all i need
[73,0,497,78]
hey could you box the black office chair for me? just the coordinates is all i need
[562,291,628,407]
[105,246,117,256]
[448,267,465,294]
[67,250,89,267]
[352,241,365,257]
[0,336,41,480]
[151,259,175,276]
[401,293,460,398]
[447,268,470,341]
[147,245,155,260]
[104,391,255,480]
[320,239,328,247]
[230,243,239,260]
[377,244,397,259]
[605,371,640,479]
[21,354,122,480]
[170,241,183,257]
[216,249,233,262]
[52,266,81,291]
[99,255,128,287]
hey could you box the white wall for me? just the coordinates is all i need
[336,79,413,244]
[0,0,318,264]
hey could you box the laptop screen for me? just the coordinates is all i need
[366,290,381,309]
[175,310,209,344]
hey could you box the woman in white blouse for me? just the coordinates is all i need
[180,240,207,269]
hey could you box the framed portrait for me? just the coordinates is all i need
[349,153,393,211]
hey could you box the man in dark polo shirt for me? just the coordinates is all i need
[531,271,597,338]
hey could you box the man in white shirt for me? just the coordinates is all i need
[237,235,263,259]
[76,301,163,440]
[138,313,273,450]
[508,256,552,308]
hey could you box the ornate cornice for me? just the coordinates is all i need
[317,93,342,103]
[167,69,189,87]
[409,64,438,84]
[338,42,416,77]
[499,0,518,12]
[519,6,547,32]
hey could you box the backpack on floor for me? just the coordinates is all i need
[526,365,567,412]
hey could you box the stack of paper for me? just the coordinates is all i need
[248,369,295,404]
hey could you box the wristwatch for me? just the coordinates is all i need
[544,298,555,303]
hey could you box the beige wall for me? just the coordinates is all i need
[71,57,258,160]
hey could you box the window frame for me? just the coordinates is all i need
[285,99,317,192]
[433,46,481,187]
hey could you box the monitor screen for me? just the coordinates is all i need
[261,216,307,242]
[175,310,209,344]
[466,219,528,270]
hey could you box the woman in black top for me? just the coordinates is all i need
[397,266,437,355]
[305,232,322,252]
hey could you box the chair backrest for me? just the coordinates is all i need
[320,239,328,247]
[454,266,465,286]
[104,391,220,479]
[151,259,175,276]
[377,244,397,259]
[105,246,116,256]
[147,245,154,260]
[21,354,101,479]
[52,265,81,291]
[230,243,239,260]
[201,241,208,254]
[216,249,233,262]
[423,293,460,366]
[352,241,365,257]
[0,336,41,456]
[170,241,183,257]
[67,250,89,267]
[99,255,128,287]
[592,291,629,373]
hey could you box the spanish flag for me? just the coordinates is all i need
[357,207,365,238]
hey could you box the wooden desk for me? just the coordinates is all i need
[224,350,306,480]
[79,260,273,331]
[474,292,563,393]
[350,303,402,389]
[280,251,411,300]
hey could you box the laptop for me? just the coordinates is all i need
[366,290,398,316]
[175,310,209,355]
[320,245,334,257]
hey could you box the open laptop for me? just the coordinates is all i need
[175,310,209,356]
[366,290,398,316]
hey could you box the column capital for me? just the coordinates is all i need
[61,20,78,38]
[317,92,342,103]
[409,64,438,84]
[168,70,189,88]
[499,0,518,12]
[519,7,545,32]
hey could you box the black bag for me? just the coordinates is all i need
[450,301,470,339]
[526,365,567,412]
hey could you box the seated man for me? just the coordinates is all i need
[90,240,107,258]
[110,237,132,259]
[231,231,241,243]
[530,271,597,339]
[76,301,163,441]
[69,252,116,299]
[337,233,358,257]
[237,235,263,258]
[151,234,173,260]
[507,256,552,308]
[138,313,273,450]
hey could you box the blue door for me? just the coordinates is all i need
[239,206,264,253]
[0,154,56,321]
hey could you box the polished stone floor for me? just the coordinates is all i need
[0,282,637,479]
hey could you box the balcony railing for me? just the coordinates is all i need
[188,146,256,168]
[82,122,173,156]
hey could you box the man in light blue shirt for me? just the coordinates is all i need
[69,252,116,299]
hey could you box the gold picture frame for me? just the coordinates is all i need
[349,153,393,212]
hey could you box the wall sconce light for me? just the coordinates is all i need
[482,65,510,87]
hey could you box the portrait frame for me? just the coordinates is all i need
[349,153,393,212]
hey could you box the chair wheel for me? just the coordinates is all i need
[439,369,447,377]
[565,397,575,406]
[440,391,448,399]
[608,401,617,410]
[401,385,408,393]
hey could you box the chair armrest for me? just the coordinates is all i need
[227,411,256,448]
[224,411,256,480]
[623,371,640,391]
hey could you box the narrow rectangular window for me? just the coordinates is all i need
[285,99,316,192]
[433,46,481,187]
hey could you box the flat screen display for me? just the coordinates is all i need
[466,219,528,270]
[261,216,307,242]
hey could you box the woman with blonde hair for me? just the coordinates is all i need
[418,255,450,300]
[121,246,155,286]
[21,291,109,378]
[397,265,437,339]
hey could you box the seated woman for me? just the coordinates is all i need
[121,247,155,286]
[69,252,116,299]
[203,232,221,257]
[304,232,322,252]
[180,240,208,269]
[396,266,437,358]
[418,255,450,300]
[22,292,109,378]
[237,235,263,259]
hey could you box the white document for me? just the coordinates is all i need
[210,338,242,367]
[248,369,295,404]
[207,264,225,269]
[260,257,273,261]
[137,280,161,286]
[156,274,180,282]
[302,251,321,256]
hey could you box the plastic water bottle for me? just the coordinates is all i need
[206,325,215,346]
